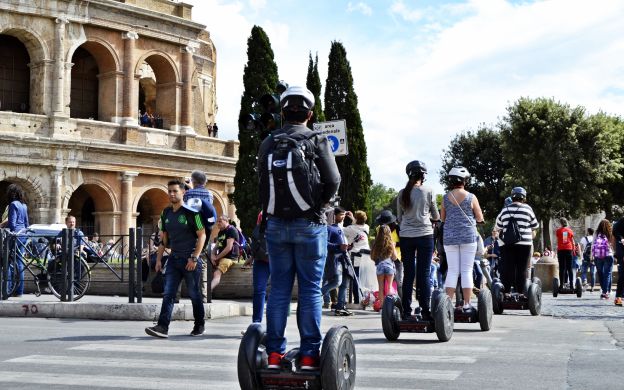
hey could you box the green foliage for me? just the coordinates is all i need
[324,41,372,212]
[306,52,325,128]
[440,125,507,220]
[232,26,279,233]
[368,182,398,225]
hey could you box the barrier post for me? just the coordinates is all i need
[136,227,143,303]
[60,228,68,302]
[68,228,75,302]
[0,229,6,300]
[128,228,135,303]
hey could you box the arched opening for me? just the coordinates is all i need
[70,47,99,119]
[137,53,177,130]
[0,180,32,224]
[136,188,169,236]
[0,35,30,113]
[67,184,114,236]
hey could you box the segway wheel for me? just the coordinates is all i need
[381,295,401,341]
[477,288,493,331]
[575,277,583,298]
[528,283,542,316]
[237,323,265,390]
[532,276,542,289]
[431,288,443,314]
[321,325,356,390]
[434,295,454,342]
[492,281,504,315]
[524,279,531,296]
[552,277,559,298]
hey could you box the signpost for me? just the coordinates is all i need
[313,120,348,156]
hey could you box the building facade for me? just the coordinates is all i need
[0,0,238,238]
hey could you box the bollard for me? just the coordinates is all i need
[128,228,136,303]
[534,255,559,292]
[68,228,75,302]
[60,228,68,302]
[136,227,143,303]
[0,229,5,300]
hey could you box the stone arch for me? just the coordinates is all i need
[135,51,180,129]
[66,181,117,236]
[0,176,46,225]
[133,184,169,237]
[68,39,121,121]
[211,191,226,218]
[0,26,50,114]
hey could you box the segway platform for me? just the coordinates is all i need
[238,323,356,390]
[382,290,454,342]
[552,277,583,298]
[491,278,542,316]
[453,288,493,331]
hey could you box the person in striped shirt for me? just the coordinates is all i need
[495,187,539,295]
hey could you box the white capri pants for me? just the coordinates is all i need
[444,242,478,290]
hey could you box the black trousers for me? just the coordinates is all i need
[500,244,531,294]
[557,250,574,287]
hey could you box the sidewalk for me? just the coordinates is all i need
[0,294,252,321]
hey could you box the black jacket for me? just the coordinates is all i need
[257,123,341,222]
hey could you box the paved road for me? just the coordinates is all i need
[0,294,622,389]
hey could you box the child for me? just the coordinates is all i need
[371,225,397,311]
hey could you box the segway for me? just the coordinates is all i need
[491,277,542,316]
[552,276,583,298]
[453,281,493,331]
[381,290,454,342]
[238,323,356,390]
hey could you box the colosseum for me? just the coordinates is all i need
[0,0,238,238]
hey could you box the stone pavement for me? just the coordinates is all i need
[0,294,252,321]
[541,289,624,321]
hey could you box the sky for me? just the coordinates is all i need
[185,0,624,195]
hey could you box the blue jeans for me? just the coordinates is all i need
[252,260,270,323]
[322,267,350,309]
[581,260,596,288]
[595,256,614,295]
[400,235,434,316]
[473,259,483,288]
[13,237,27,295]
[265,218,327,358]
[322,267,342,305]
[157,254,204,329]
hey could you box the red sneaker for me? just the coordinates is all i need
[267,352,284,369]
[300,355,320,371]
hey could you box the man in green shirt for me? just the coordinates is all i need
[145,179,206,338]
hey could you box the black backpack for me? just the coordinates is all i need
[582,237,592,261]
[502,207,522,245]
[259,131,322,219]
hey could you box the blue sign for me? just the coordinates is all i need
[327,135,340,152]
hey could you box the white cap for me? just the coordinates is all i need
[448,166,470,178]
[280,86,315,111]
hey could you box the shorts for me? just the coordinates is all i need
[376,259,395,276]
[216,258,235,274]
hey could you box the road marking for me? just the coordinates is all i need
[70,344,240,356]
[357,367,461,381]
[359,355,475,364]
[0,371,233,390]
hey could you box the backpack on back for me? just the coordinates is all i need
[582,236,593,261]
[259,131,322,219]
[502,207,522,245]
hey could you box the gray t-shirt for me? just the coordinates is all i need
[397,184,439,238]
[160,207,204,259]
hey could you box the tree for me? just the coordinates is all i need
[306,52,325,128]
[440,125,507,220]
[500,97,619,247]
[324,41,371,212]
[231,26,279,233]
[368,182,398,226]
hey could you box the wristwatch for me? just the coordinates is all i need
[189,255,198,263]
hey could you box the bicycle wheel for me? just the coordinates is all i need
[47,257,91,301]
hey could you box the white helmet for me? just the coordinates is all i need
[280,86,315,111]
[448,166,470,179]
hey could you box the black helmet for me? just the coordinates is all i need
[511,187,527,200]
[406,160,427,178]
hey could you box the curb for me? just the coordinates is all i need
[0,300,253,321]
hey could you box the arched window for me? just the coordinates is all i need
[0,35,30,112]
[70,47,99,119]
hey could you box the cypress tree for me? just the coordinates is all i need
[231,26,279,233]
[306,52,325,128]
[324,41,371,212]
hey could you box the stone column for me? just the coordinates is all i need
[121,32,139,127]
[119,171,139,235]
[179,45,195,135]
[53,18,68,115]
[49,168,64,224]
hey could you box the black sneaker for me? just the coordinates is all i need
[421,310,433,322]
[190,324,205,336]
[334,309,353,316]
[145,325,168,338]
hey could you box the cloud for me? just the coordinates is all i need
[390,0,423,22]
[248,0,266,11]
[347,2,373,16]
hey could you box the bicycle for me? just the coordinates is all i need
[4,230,91,301]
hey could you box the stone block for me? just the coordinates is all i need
[535,256,559,292]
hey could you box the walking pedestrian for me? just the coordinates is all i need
[6,184,29,297]
[396,160,440,320]
[613,218,624,306]
[145,179,206,338]
[495,187,539,296]
[257,86,340,370]
[440,167,484,312]
[556,218,576,290]
[344,210,371,303]
[322,207,352,316]
[249,211,270,323]
[579,228,595,290]
[593,219,615,300]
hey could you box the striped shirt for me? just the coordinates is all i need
[495,203,538,246]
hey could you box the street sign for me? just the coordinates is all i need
[313,120,348,156]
